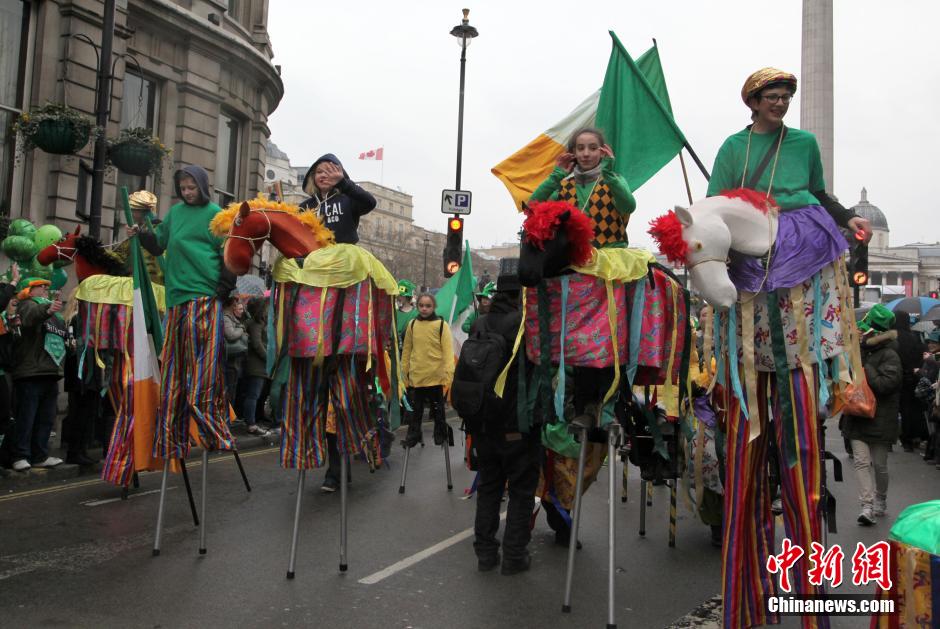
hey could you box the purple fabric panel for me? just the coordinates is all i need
[729,205,847,293]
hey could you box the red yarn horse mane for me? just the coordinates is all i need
[720,187,778,212]
[649,188,779,264]
[648,211,689,265]
[522,201,594,267]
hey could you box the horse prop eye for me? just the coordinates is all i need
[694,242,704,252]
[234,216,243,227]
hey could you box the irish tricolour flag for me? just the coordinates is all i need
[491,35,686,210]
[120,188,165,473]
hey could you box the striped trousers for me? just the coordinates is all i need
[152,297,234,459]
[722,368,828,629]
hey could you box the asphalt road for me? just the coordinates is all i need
[0,417,936,628]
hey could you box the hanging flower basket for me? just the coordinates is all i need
[107,127,172,185]
[109,142,160,176]
[12,103,98,156]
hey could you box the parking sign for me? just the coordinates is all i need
[441,189,472,215]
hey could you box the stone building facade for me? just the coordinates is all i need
[1,0,283,236]
[853,187,940,299]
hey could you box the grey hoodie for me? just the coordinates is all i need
[174,165,212,205]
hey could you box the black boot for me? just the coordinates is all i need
[402,422,422,448]
[500,554,531,576]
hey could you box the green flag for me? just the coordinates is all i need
[435,242,475,324]
[596,31,686,190]
[636,44,674,116]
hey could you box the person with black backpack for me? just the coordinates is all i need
[454,261,540,575]
[400,293,454,448]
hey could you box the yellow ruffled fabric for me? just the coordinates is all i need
[76,275,165,310]
[272,244,398,295]
[571,247,656,283]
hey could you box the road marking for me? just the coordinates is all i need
[81,487,172,507]
[0,446,276,503]
[358,512,506,585]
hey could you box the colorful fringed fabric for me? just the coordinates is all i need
[285,280,391,359]
[870,540,938,628]
[101,353,135,485]
[152,297,234,458]
[524,266,686,383]
[77,301,130,352]
[280,355,375,469]
[721,367,828,629]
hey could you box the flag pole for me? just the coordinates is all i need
[678,151,694,205]
[682,142,710,181]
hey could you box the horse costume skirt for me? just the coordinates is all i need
[152,297,234,459]
[523,265,688,386]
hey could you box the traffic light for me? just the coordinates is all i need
[849,234,869,287]
[443,216,464,277]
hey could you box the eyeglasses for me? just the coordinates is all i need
[761,93,793,104]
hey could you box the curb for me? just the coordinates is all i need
[1,430,278,493]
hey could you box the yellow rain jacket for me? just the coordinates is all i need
[401,316,454,388]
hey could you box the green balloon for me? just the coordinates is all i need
[34,224,63,251]
[8,218,36,238]
[25,256,53,281]
[51,267,69,291]
[2,235,38,262]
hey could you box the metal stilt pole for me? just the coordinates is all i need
[669,480,678,548]
[398,444,411,494]
[286,469,305,579]
[180,458,199,527]
[607,425,620,629]
[339,454,349,572]
[232,449,251,492]
[152,458,170,556]
[443,438,453,491]
[639,480,648,537]
[562,424,589,613]
[198,449,208,555]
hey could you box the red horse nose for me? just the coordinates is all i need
[36,246,58,266]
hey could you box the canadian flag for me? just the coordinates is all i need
[358,147,384,160]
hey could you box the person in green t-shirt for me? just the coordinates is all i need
[707,67,872,241]
[395,279,418,343]
[462,281,495,334]
[129,165,236,459]
[530,127,636,248]
[707,67,874,629]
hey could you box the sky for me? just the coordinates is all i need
[266,1,940,253]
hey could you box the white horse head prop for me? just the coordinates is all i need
[649,189,779,310]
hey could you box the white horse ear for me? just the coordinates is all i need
[675,206,693,227]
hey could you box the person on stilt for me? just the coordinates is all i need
[130,165,236,459]
[707,68,871,629]
[298,154,376,244]
[401,293,454,448]
[530,126,635,247]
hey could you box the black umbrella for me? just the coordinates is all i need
[885,296,940,316]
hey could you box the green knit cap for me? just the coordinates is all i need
[858,303,895,334]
